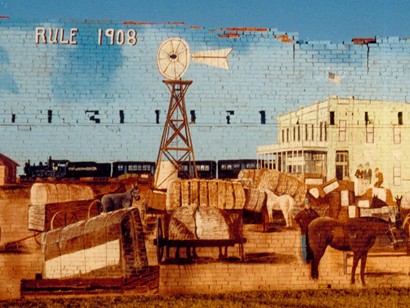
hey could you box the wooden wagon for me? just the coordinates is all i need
[21,207,160,296]
[148,178,249,263]
[154,209,246,263]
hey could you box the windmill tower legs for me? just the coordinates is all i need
[153,79,198,190]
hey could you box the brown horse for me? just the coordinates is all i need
[307,214,403,286]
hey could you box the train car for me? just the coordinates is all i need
[217,159,259,179]
[65,161,112,179]
[178,160,217,179]
[112,161,156,183]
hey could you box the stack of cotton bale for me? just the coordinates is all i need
[166,178,245,211]
[237,168,306,212]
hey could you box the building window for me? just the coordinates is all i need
[259,110,266,124]
[286,128,289,142]
[305,124,308,141]
[190,110,196,124]
[365,111,369,125]
[320,122,326,142]
[330,111,335,125]
[226,110,234,124]
[393,125,401,144]
[297,124,301,141]
[393,165,401,186]
[155,110,160,124]
[48,110,53,123]
[282,129,285,143]
[366,123,374,143]
[119,110,124,124]
[311,124,314,141]
[320,122,323,141]
[338,120,346,142]
[398,112,403,125]
[335,151,349,180]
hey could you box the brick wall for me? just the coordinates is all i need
[0,18,409,170]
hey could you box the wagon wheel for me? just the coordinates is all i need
[33,231,42,247]
[50,210,80,230]
[156,217,165,263]
[403,213,410,237]
[88,199,102,219]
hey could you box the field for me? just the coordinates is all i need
[2,288,410,307]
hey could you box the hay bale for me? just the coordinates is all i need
[168,205,198,240]
[233,181,246,210]
[189,179,200,207]
[244,188,266,212]
[274,173,288,195]
[199,180,209,207]
[294,185,307,206]
[286,175,300,196]
[217,181,226,209]
[208,179,219,208]
[224,181,235,210]
[30,183,94,205]
[195,206,231,240]
[181,180,190,207]
[166,179,181,211]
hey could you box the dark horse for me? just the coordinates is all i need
[307,213,404,285]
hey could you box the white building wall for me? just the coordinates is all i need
[258,97,410,196]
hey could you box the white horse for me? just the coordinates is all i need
[264,189,295,227]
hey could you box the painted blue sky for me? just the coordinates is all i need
[1,0,409,43]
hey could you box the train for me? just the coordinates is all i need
[21,157,262,182]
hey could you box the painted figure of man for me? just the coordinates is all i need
[363,162,372,187]
[294,198,319,264]
[354,164,364,195]
[374,168,384,188]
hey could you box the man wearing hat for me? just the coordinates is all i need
[294,197,319,264]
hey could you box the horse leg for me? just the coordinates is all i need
[288,208,293,227]
[360,252,369,286]
[350,253,361,284]
[310,247,326,280]
[267,207,273,223]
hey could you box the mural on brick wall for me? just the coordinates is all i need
[1,17,410,300]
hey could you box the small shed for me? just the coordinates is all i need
[0,153,19,185]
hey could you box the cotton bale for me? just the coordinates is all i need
[30,183,94,205]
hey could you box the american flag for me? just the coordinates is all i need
[328,72,342,84]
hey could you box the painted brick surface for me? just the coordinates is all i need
[0,18,409,170]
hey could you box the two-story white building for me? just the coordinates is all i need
[257,96,410,196]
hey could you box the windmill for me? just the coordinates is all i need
[153,37,232,189]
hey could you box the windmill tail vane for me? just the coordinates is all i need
[191,48,233,70]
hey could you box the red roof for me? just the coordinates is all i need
[0,153,19,167]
